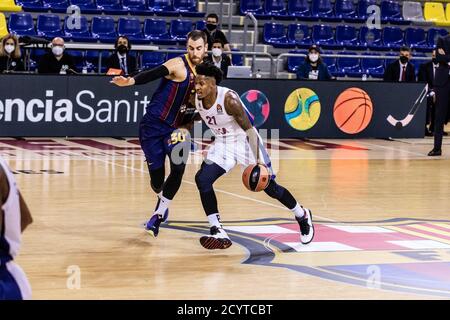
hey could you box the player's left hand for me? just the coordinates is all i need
[110,76,135,87]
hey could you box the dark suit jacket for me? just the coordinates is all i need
[434,35,450,87]
[383,60,416,82]
[105,53,137,76]
[418,61,435,89]
[205,54,232,78]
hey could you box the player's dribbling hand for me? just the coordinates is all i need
[110,76,135,86]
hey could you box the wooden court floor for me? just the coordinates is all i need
[1,134,450,300]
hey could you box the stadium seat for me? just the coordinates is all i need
[322,50,344,77]
[424,2,450,26]
[148,0,177,16]
[92,16,117,43]
[123,0,152,15]
[8,13,36,36]
[0,0,22,11]
[263,23,293,48]
[361,52,385,78]
[166,47,181,60]
[335,0,364,22]
[64,15,94,42]
[231,48,243,66]
[312,25,341,49]
[37,14,64,39]
[287,0,317,20]
[142,51,167,68]
[144,18,176,44]
[382,26,404,50]
[286,49,306,73]
[360,26,384,50]
[311,0,340,21]
[405,28,429,51]
[173,0,204,17]
[0,13,8,39]
[15,0,46,11]
[337,51,363,77]
[265,0,288,18]
[43,0,69,13]
[381,0,409,24]
[358,0,378,21]
[239,0,270,18]
[118,17,147,43]
[97,0,128,14]
[66,49,85,71]
[195,20,205,30]
[410,52,426,77]
[287,24,312,48]
[336,25,363,50]
[427,28,448,48]
[85,50,111,73]
[169,19,193,42]
[69,0,101,13]
[402,1,426,23]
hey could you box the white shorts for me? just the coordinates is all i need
[205,135,273,174]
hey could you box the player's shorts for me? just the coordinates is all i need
[0,258,32,300]
[205,134,275,178]
[139,115,190,170]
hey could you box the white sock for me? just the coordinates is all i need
[291,203,306,219]
[207,213,222,228]
[153,195,171,217]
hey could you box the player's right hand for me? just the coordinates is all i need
[110,76,135,86]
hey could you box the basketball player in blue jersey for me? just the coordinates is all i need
[111,31,208,237]
[0,156,33,299]
[192,63,314,250]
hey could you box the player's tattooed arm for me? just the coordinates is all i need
[225,92,260,161]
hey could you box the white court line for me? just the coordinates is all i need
[357,140,427,157]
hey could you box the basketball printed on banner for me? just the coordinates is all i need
[240,90,270,127]
[333,87,373,134]
[284,88,321,131]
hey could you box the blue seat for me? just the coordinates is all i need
[148,0,177,16]
[263,23,293,48]
[405,28,429,51]
[312,25,341,49]
[427,28,449,49]
[43,0,69,13]
[173,0,203,17]
[66,49,85,71]
[166,47,181,60]
[410,52,425,77]
[92,16,117,43]
[287,24,312,48]
[382,26,404,50]
[384,52,398,67]
[361,52,385,78]
[123,0,152,15]
[335,0,364,22]
[336,25,363,49]
[381,0,409,24]
[265,0,288,18]
[196,20,206,30]
[142,51,167,68]
[97,0,128,14]
[239,0,270,18]
[16,0,48,11]
[231,48,243,66]
[86,50,111,73]
[144,18,176,44]
[37,14,64,39]
[170,19,193,42]
[360,26,384,50]
[337,51,362,77]
[287,0,317,20]
[31,48,47,61]
[287,49,306,73]
[118,17,147,43]
[64,15,95,42]
[311,0,340,21]
[322,50,344,77]
[8,13,36,36]
[357,0,378,21]
[69,0,101,14]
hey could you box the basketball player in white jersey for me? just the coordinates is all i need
[192,63,314,250]
[0,156,33,299]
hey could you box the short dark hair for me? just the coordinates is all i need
[115,36,131,50]
[212,39,224,47]
[400,46,411,52]
[206,13,219,22]
[187,30,207,45]
[196,62,223,85]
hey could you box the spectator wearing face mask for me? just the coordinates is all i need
[38,37,76,74]
[106,36,137,76]
[204,39,231,78]
[201,13,231,53]
[383,46,416,82]
[0,34,25,73]
[296,45,332,81]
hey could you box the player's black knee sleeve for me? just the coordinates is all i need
[162,162,186,200]
[264,180,297,209]
[195,162,226,215]
[148,164,164,194]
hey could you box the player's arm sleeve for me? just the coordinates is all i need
[132,64,170,85]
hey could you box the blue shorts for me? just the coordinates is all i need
[139,115,190,170]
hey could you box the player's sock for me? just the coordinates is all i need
[207,213,221,228]
[154,195,171,217]
[291,203,306,219]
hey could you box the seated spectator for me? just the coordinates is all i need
[204,39,231,78]
[0,34,25,73]
[383,46,416,82]
[296,45,332,80]
[38,37,76,74]
[202,13,231,53]
[105,36,137,76]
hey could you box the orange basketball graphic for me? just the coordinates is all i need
[333,88,373,134]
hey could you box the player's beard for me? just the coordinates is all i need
[189,53,205,65]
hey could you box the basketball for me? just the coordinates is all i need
[284,88,321,131]
[242,163,270,192]
[240,90,270,127]
[333,87,373,134]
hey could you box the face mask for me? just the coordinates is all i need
[432,58,438,64]
[4,44,15,54]
[212,48,222,57]
[309,53,319,62]
[52,45,64,56]
[117,44,128,54]
[399,55,409,64]
[206,23,217,31]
